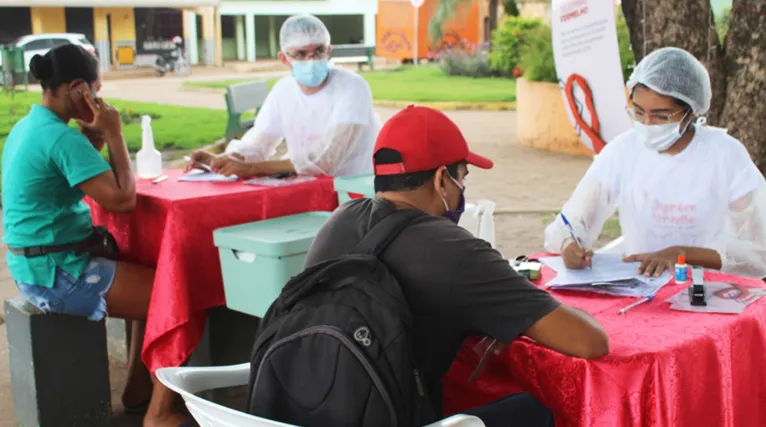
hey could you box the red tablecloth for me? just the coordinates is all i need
[443,255,766,427]
[87,170,338,373]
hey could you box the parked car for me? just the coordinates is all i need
[0,33,96,72]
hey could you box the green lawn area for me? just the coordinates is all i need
[185,66,518,103]
[1,91,227,154]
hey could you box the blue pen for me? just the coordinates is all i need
[560,213,584,250]
[617,295,654,315]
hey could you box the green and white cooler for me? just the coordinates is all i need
[213,211,332,317]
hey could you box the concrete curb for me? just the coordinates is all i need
[180,85,516,111]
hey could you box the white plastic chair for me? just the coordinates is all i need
[458,199,496,248]
[596,235,625,254]
[156,363,485,427]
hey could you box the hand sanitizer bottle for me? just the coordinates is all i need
[136,115,163,179]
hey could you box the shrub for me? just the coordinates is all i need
[489,17,544,77]
[518,25,558,83]
[616,11,636,82]
[503,0,520,17]
[437,43,495,78]
[716,7,731,42]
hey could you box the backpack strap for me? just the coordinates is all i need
[352,209,425,257]
[274,209,424,312]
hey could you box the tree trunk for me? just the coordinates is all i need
[488,0,499,34]
[620,0,727,125]
[621,0,766,170]
[719,0,766,174]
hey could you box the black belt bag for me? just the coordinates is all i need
[8,226,119,260]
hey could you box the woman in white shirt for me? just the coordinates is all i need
[187,14,379,178]
[545,47,766,279]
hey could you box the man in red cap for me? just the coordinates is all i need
[305,106,608,426]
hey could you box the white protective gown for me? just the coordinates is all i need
[225,66,380,177]
[544,124,766,278]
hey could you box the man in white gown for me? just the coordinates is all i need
[187,14,380,178]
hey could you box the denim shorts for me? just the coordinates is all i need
[15,257,118,321]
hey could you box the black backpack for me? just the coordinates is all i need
[247,210,433,427]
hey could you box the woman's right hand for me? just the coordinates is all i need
[78,95,123,139]
[562,240,593,269]
[184,150,214,172]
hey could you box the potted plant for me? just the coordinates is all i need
[514,25,594,157]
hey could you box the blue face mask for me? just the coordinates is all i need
[291,59,330,87]
[441,175,466,224]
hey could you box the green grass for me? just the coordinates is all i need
[1,91,228,154]
[185,66,518,103]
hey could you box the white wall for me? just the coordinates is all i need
[220,0,377,16]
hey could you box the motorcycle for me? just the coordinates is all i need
[153,41,191,78]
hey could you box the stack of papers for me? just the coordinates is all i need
[665,282,766,314]
[178,170,238,182]
[244,176,317,187]
[540,253,671,297]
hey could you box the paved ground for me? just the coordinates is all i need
[0,67,595,426]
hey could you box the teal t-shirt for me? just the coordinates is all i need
[2,105,112,288]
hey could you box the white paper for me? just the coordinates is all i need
[244,176,317,187]
[178,170,238,182]
[540,253,671,297]
[665,282,766,314]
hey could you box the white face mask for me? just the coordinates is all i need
[633,113,691,152]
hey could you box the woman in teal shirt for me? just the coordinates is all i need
[2,45,193,427]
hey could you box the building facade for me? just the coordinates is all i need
[0,0,378,71]
[215,0,377,63]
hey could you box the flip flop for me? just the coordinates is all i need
[123,398,151,415]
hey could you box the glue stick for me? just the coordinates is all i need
[675,255,688,285]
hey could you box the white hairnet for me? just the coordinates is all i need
[279,14,331,51]
[626,47,712,115]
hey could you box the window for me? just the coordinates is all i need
[51,38,71,47]
[21,39,51,51]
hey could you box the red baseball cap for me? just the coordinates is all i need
[374,105,494,175]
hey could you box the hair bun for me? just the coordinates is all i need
[29,55,53,80]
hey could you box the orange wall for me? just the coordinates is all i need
[377,0,482,60]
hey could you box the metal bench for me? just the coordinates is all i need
[224,81,270,142]
[331,44,375,71]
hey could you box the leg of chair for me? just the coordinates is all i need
[5,297,112,426]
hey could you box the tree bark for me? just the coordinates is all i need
[620,0,726,125]
[488,0,500,34]
[719,0,766,174]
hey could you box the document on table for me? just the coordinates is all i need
[178,170,238,182]
[540,253,671,297]
[244,176,317,187]
[665,282,766,314]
